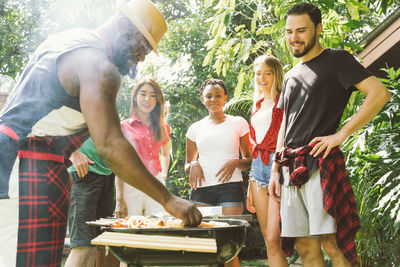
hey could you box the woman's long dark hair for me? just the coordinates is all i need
[130,79,168,142]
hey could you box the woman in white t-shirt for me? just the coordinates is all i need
[185,78,252,267]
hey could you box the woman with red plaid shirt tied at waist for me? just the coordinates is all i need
[246,55,288,267]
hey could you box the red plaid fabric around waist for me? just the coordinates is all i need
[275,144,360,265]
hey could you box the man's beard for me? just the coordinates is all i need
[291,33,317,58]
[111,34,138,78]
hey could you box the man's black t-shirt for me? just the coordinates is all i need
[278,48,372,148]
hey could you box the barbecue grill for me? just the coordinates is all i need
[90,218,249,266]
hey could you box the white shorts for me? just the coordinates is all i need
[280,167,336,237]
[123,172,165,216]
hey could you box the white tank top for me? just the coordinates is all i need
[251,98,274,144]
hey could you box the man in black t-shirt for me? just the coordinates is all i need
[269,2,390,267]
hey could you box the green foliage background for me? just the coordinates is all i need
[0,0,399,265]
[342,68,400,265]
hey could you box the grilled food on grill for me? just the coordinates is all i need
[111,216,230,229]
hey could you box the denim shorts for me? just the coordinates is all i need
[189,182,243,208]
[249,151,273,188]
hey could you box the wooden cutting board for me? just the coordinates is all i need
[91,232,217,253]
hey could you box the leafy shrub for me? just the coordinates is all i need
[342,67,400,266]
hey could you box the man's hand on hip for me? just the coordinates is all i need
[308,131,346,159]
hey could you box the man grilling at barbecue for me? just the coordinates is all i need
[0,0,202,266]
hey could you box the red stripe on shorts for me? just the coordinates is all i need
[18,150,64,163]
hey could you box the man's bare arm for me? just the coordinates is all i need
[63,48,201,225]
